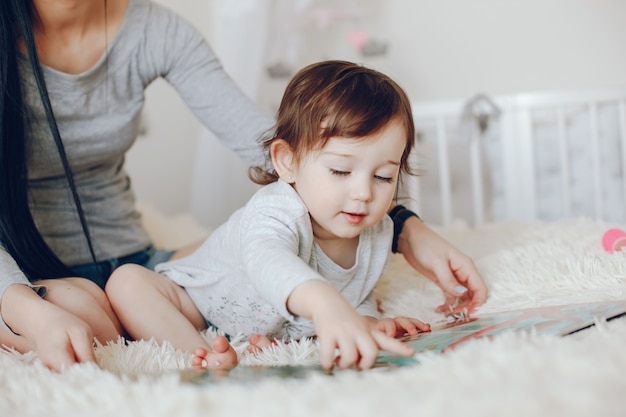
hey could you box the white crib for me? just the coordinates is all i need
[404,89,626,227]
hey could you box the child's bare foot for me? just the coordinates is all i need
[246,333,273,354]
[191,335,238,370]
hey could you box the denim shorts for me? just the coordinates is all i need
[70,245,175,289]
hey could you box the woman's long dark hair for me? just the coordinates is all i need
[0,0,99,280]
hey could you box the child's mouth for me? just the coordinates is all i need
[343,212,365,225]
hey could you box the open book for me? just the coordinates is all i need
[181,300,626,383]
[377,299,626,366]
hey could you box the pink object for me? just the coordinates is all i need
[602,228,626,253]
[347,31,368,50]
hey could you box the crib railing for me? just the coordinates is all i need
[407,89,626,227]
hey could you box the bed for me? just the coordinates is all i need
[1,89,626,417]
[408,89,626,227]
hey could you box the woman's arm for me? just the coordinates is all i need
[145,4,273,167]
[393,209,488,315]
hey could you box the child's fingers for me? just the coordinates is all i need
[336,344,360,369]
[325,334,382,370]
[336,333,379,369]
[372,331,415,358]
[376,319,396,336]
[355,351,376,370]
[353,337,379,370]
[405,317,431,333]
[318,338,338,370]
[387,317,429,337]
[394,317,418,336]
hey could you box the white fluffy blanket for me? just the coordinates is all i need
[2,216,626,417]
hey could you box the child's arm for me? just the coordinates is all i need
[286,280,415,370]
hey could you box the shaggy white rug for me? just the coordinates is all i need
[1,216,626,417]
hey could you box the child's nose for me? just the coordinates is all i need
[351,178,373,202]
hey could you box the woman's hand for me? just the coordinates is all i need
[32,306,97,370]
[397,216,488,315]
[1,284,97,371]
[287,280,415,370]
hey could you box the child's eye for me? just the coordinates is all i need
[374,175,393,183]
[375,175,393,183]
[330,169,350,176]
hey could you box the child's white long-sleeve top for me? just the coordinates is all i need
[155,180,392,340]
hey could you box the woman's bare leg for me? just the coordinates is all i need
[105,264,237,369]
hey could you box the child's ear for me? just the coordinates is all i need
[270,139,296,183]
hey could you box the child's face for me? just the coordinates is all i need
[292,118,406,241]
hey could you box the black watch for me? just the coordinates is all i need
[389,205,420,253]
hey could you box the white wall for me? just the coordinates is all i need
[125,0,626,227]
[125,0,267,228]
[124,0,211,216]
[188,0,270,228]
[376,0,626,101]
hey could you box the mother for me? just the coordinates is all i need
[0,0,487,371]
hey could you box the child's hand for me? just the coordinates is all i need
[287,280,415,370]
[371,316,430,338]
[313,305,415,370]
